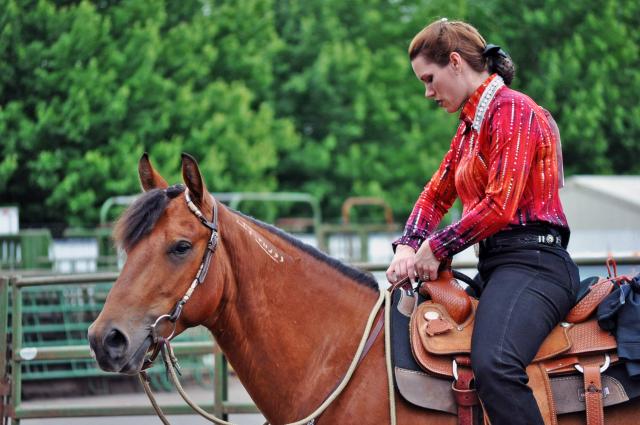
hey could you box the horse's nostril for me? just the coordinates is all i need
[104,328,128,358]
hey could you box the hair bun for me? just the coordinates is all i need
[482,44,507,58]
[483,44,515,85]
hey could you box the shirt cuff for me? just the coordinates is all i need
[392,234,423,253]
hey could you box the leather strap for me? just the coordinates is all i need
[357,309,384,365]
[583,363,604,425]
[451,356,478,425]
[527,363,558,425]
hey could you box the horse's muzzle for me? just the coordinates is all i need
[88,324,153,374]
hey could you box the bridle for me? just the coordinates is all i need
[136,188,395,425]
[141,188,219,370]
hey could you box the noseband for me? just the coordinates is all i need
[142,189,219,369]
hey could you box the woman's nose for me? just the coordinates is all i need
[425,86,435,98]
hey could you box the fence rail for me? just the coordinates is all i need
[1,273,258,424]
[1,254,639,423]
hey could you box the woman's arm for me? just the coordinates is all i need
[388,130,462,282]
[392,128,462,252]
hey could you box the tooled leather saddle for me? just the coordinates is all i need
[391,263,639,425]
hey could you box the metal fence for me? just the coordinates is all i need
[1,255,639,424]
[0,231,53,271]
[0,273,257,424]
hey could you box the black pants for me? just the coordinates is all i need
[471,245,580,425]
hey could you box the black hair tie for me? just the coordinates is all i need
[482,43,508,58]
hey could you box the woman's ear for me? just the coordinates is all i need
[449,51,463,74]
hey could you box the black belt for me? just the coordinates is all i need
[480,227,563,251]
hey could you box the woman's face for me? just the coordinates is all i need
[411,55,467,113]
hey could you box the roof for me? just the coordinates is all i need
[566,175,640,210]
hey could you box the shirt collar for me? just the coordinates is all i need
[459,73,499,125]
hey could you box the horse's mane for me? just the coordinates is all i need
[113,184,185,251]
[232,210,380,293]
[113,187,380,293]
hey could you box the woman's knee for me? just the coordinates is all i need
[471,347,525,388]
[470,346,497,384]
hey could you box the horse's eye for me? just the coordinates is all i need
[170,241,192,256]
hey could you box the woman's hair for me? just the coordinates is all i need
[408,19,515,86]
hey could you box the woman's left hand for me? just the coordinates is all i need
[414,241,441,281]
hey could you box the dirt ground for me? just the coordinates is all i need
[18,375,265,425]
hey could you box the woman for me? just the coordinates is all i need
[386,19,580,425]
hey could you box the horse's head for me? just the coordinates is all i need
[88,153,224,374]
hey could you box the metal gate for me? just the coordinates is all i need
[0,273,258,424]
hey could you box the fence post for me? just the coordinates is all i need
[0,276,10,424]
[10,278,22,425]
[213,352,229,420]
[19,230,52,269]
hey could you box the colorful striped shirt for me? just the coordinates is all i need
[394,74,568,260]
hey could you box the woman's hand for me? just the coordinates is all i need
[414,240,440,281]
[386,244,417,283]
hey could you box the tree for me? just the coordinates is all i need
[272,0,464,221]
[487,0,640,174]
[0,0,298,227]
[2,0,637,229]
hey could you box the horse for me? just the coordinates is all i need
[88,153,639,424]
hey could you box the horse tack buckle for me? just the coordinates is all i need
[151,313,177,343]
[574,353,610,374]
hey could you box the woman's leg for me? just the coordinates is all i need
[470,248,578,425]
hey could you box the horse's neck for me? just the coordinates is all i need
[208,210,380,422]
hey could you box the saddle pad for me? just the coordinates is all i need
[390,285,424,372]
[396,363,634,415]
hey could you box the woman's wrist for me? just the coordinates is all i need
[395,244,416,255]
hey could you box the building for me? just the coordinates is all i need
[560,175,640,256]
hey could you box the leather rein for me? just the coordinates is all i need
[137,189,391,425]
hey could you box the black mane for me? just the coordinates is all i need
[232,210,381,293]
[113,185,185,251]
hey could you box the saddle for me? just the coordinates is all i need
[404,266,632,425]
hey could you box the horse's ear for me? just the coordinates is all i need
[181,153,209,209]
[138,153,169,191]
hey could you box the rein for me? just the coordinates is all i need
[138,190,396,425]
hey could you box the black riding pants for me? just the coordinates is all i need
[471,245,580,425]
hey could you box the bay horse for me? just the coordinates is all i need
[88,153,638,424]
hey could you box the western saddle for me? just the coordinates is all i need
[409,264,629,425]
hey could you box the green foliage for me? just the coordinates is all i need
[273,0,460,219]
[489,0,640,174]
[0,0,298,226]
[0,0,637,229]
